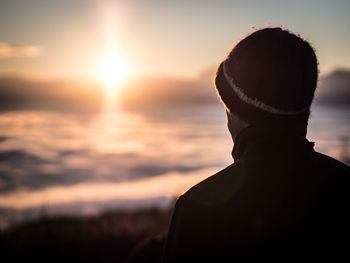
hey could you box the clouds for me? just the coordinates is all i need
[0,42,44,58]
[0,167,218,210]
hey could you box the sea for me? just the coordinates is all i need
[0,104,349,229]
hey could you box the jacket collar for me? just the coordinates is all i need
[232,124,314,161]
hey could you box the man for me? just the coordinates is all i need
[162,28,350,262]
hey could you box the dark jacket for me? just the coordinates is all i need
[163,126,350,262]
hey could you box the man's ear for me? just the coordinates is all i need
[226,110,249,141]
[226,110,229,119]
[226,110,235,139]
[226,109,232,121]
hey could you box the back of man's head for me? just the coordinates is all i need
[215,27,318,127]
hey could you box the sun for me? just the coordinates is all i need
[98,51,127,87]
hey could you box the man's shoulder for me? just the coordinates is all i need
[181,161,245,206]
[313,151,349,175]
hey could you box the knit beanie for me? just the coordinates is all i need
[215,28,318,125]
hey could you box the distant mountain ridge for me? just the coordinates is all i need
[314,69,350,106]
[0,69,349,110]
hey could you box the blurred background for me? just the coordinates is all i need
[0,0,349,261]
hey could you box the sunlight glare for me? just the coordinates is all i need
[98,52,127,87]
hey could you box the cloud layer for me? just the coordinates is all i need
[0,167,219,210]
[0,42,43,58]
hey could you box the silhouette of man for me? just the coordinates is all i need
[163,28,350,262]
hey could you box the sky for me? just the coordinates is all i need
[0,0,350,81]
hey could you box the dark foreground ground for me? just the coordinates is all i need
[0,207,173,263]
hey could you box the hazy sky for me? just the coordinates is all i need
[0,0,349,80]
